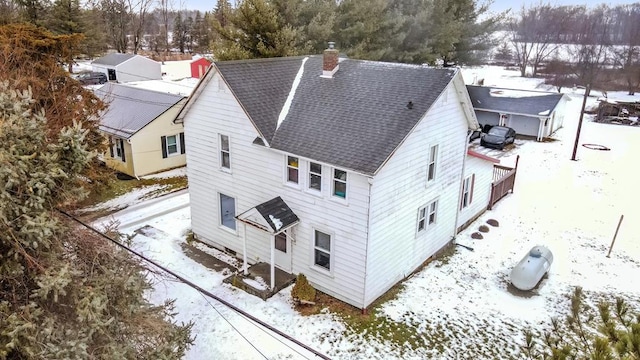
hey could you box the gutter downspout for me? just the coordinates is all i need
[361,177,373,314]
[454,132,473,238]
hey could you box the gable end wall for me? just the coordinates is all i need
[364,82,468,307]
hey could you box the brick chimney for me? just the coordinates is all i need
[321,42,339,78]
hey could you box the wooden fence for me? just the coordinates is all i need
[488,155,519,210]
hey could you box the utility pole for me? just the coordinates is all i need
[571,84,590,161]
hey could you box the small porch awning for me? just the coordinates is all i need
[235,197,300,287]
[236,196,299,235]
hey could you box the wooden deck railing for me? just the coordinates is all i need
[488,155,519,210]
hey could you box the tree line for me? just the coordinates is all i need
[504,3,640,94]
[0,0,505,65]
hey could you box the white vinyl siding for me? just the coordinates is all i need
[185,70,370,309]
[365,75,470,307]
[457,156,493,230]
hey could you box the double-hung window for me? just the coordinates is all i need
[332,169,347,199]
[461,175,474,209]
[220,134,230,170]
[309,162,322,191]
[219,193,236,230]
[166,135,178,155]
[287,156,299,184]
[161,133,185,158]
[314,230,331,271]
[417,199,438,232]
[113,137,125,162]
[427,145,438,182]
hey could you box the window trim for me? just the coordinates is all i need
[427,144,438,183]
[332,168,347,199]
[219,193,237,232]
[311,228,333,274]
[114,137,125,162]
[286,155,299,185]
[165,134,180,156]
[461,174,475,209]
[417,199,438,234]
[219,134,231,171]
[308,161,322,192]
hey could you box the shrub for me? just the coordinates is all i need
[291,273,316,303]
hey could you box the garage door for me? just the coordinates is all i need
[507,115,540,137]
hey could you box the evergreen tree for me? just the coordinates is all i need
[212,0,299,60]
[173,13,185,52]
[0,24,103,149]
[334,0,399,61]
[522,287,640,359]
[46,0,83,35]
[0,81,193,359]
[494,41,514,64]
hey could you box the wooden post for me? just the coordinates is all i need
[242,222,249,276]
[511,155,520,193]
[607,215,624,258]
[571,85,590,161]
[270,234,275,290]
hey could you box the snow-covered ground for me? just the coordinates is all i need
[92,66,640,359]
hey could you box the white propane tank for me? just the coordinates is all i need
[510,246,553,291]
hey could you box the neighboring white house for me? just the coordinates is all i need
[466,85,568,141]
[176,47,485,310]
[92,53,162,83]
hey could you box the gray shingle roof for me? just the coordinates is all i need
[93,53,136,66]
[215,56,456,175]
[255,196,299,233]
[466,85,564,117]
[96,83,185,138]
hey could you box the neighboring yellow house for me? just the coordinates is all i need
[96,83,187,177]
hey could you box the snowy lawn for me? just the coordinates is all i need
[76,169,187,220]
[92,66,640,359]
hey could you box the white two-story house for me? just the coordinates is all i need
[176,45,484,310]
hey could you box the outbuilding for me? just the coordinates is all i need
[466,85,568,141]
[92,53,162,83]
[190,57,212,79]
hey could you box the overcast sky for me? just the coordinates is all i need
[180,0,640,17]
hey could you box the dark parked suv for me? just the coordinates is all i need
[75,71,108,85]
[480,126,516,150]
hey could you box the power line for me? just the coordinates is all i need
[195,291,270,360]
[58,209,330,360]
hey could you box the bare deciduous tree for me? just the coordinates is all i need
[570,5,612,95]
[610,4,640,95]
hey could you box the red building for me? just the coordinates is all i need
[190,57,212,79]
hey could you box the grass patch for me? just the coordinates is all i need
[74,174,188,222]
[292,245,462,354]
[81,175,187,206]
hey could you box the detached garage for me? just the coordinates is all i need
[467,85,568,141]
[92,53,162,83]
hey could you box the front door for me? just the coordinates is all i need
[274,230,291,272]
